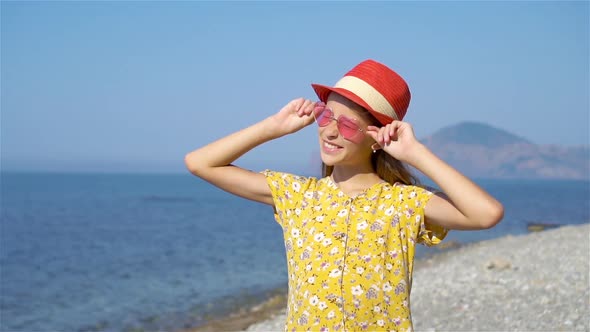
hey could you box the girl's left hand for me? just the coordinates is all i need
[366,121,421,163]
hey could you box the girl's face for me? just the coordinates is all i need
[316,93,377,168]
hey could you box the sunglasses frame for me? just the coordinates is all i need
[313,104,365,142]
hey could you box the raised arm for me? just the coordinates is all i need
[367,121,504,230]
[184,98,317,206]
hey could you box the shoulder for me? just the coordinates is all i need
[261,170,319,190]
[390,183,435,205]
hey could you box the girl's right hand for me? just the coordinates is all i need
[269,98,317,136]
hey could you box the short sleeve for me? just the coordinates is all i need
[400,185,449,247]
[260,170,314,228]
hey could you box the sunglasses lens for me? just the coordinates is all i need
[337,117,361,140]
[314,105,332,127]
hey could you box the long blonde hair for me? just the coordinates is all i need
[321,107,420,186]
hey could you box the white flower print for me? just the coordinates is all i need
[377,237,385,244]
[385,206,394,216]
[304,191,313,199]
[377,319,385,327]
[295,208,301,216]
[306,264,312,271]
[327,310,335,319]
[374,265,382,273]
[314,232,325,242]
[318,301,328,310]
[330,247,339,255]
[409,190,417,198]
[309,295,319,306]
[291,228,300,238]
[374,305,381,313]
[296,238,303,247]
[307,276,315,284]
[383,282,392,292]
[337,209,348,217]
[292,181,301,192]
[322,238,332,247]
[351,285,363,296]
[386,263,393,270]
[316,215,325,222]
[363,205,371,212]
[356,266,364,274]
[328,268,342,278]
[357,221,368,230]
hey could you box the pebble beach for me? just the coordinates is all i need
[210,224,590,332]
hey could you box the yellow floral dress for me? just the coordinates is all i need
[262,171,448,332]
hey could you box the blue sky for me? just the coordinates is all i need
[2,1,588,174]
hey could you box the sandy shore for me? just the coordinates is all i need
[187,224,590,332]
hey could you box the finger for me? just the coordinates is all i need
[293,98,305,114]
[303,99,316,116]
[303,100,316,116]
[366,125,380,132]
[383,125,391,145]
[389,124,396,141]
[366,129,379,141]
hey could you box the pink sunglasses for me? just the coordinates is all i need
[313,103,365,143]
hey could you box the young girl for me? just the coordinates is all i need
[185,59,504,332]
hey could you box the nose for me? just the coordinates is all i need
[322,118,339,138]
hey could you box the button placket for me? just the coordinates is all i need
[339,197,354,330]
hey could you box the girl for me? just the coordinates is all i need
[185,59,504,331]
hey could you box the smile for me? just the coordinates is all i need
[322,141,343,154]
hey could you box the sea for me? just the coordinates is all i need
[1,171,588,332]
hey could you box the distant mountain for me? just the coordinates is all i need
[420,122,589,180]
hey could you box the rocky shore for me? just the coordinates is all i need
[242,224,590,331]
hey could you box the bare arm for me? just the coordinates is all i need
[184,98,317,206]
[368,122,504,230]
[408,143,504,230]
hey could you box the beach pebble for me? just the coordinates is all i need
[485,257,512,270]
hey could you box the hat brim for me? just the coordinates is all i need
[311,83,393,126]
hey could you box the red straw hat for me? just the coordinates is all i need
[311,59,411,125]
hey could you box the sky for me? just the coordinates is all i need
[1,1,588,174]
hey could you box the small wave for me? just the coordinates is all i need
[141,195,195,203]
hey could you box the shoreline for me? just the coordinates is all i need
[185,223,590,332]
[180,290,288,332]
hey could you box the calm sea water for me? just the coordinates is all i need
[1,172,588,332]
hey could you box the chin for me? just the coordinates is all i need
[320,153,340,167]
